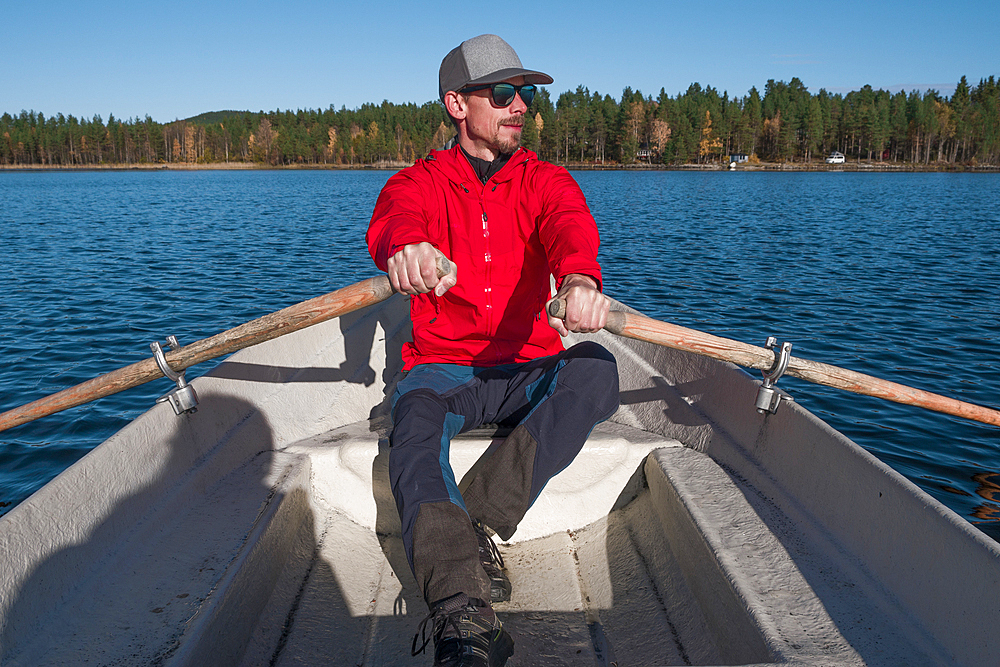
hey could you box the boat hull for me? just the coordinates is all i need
[0,294,997,665]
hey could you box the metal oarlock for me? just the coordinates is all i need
[756,336,793,415]
[150,336,199,415]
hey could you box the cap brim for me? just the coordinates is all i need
[465,67,553,87]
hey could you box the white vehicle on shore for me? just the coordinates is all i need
[826,151,846,164]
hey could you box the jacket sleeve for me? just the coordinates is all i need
[366,166,436,272]
[536,166,604,291]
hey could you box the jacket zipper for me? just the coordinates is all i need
[480,194,493,333]
[477,180,503,364]
[457,155,529,366]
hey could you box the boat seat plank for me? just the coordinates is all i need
[280,418,679,544]
[239,420,750,665]
[644,445,947,666]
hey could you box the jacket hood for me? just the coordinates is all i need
[424,144,535,188]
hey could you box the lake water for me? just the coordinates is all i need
[1,169,999,542]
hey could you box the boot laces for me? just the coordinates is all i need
[411,594,485,658]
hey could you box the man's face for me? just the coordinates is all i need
[460,76,528,156]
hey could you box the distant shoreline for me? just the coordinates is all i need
[1,160,997,173]
[567,161,1000,172]
[0,162,406,172]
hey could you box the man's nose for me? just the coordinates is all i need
[510,91,529,113]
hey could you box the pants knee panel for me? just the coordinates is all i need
[563,342,620,417]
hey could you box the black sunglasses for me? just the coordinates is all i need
[460,82,537,107]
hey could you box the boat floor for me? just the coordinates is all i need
[6,419,942,666]
[242,421,707,667]
[240,421,931,667]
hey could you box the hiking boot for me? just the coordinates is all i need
[411,592,514,667]
[473,519,511,603]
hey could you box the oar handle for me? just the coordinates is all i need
[546,298,626,335]
[546,299,567,320]
[548,299,1000,428]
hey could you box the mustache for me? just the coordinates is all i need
[499,117,524,128]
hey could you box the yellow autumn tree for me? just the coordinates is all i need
[184,125,197,162]
[326,127,338,163]
[699,110,723,162]
[650,118,671,155]
[429,121,453,153]
[252,118,277,163]
[368,121,381,163]
[761,111,781,161]
[628,99,645,145]
[934,100,955,162]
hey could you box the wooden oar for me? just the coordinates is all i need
[5,267,994,433]
[549,301,1000,428]
[0,257,454,434]
[0,254,451,431]
[0,276,396,434]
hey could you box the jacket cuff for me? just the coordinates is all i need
[555,268,603,293]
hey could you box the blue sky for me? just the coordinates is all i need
[5,0,997,122]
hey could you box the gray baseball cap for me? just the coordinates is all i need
[438,34,553,101]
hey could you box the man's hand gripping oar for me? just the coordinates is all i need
[548,298,1000,428]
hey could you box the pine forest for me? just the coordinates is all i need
[2,75,999,168]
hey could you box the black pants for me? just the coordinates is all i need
[389,341,620,605]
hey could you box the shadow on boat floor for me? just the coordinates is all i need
[243,490,722,666]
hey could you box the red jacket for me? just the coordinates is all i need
[367,145,603,369]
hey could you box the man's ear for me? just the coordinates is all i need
[443,91,467,121]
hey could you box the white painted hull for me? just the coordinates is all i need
[1,294,997,666]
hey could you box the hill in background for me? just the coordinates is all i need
[182,110,251,124]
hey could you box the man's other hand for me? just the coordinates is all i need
[546,274,609,337]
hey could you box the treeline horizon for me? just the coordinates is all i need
[2,74,999,167]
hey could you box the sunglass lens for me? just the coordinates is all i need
[486,83,537,107]
[492,84,516,106]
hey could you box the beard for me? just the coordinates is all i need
[493,116,524,154]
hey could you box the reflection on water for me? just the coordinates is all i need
[969,472,1000,525]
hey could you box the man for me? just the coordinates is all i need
[366,34,619,667]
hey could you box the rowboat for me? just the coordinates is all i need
[1,286,998,666]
